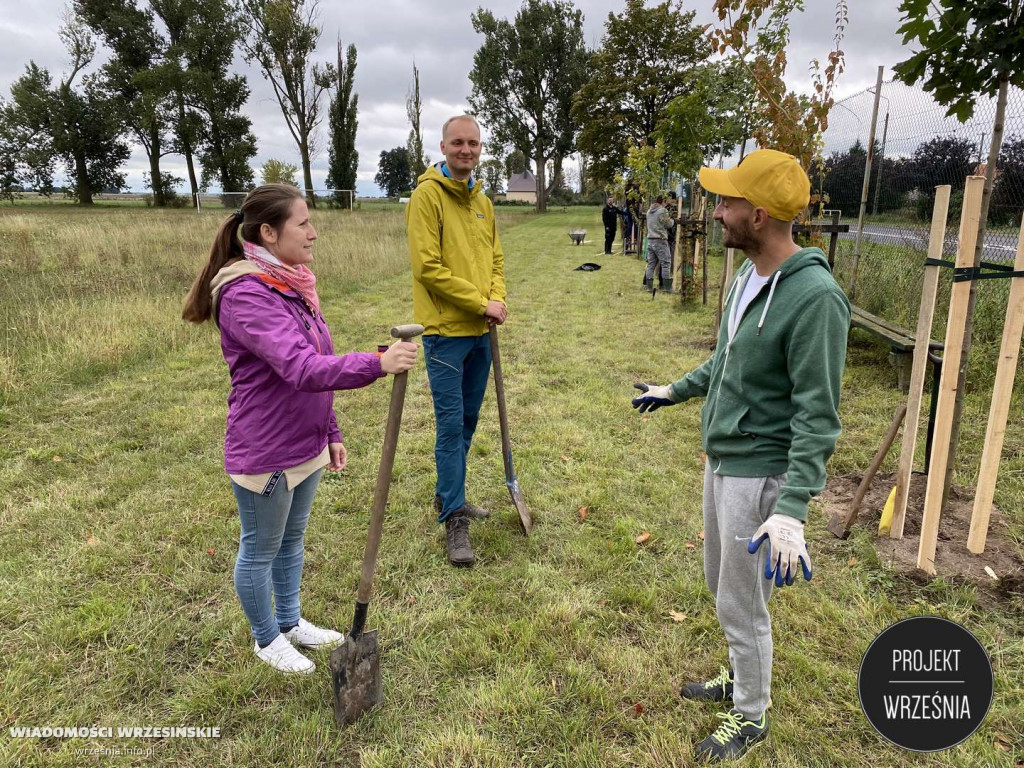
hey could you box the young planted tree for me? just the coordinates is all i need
[375,147,412,198]
[240,0,335,206]
[657,60,751,179]
[709,0,847,168]
[574,0,711,187]
[469,0,589,212]
[406,61,427,180]
[893,0,1024,504]
[326,41,358,208]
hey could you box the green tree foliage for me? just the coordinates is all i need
[893,0,1024,122]
[406,61,427,180]
[6,18,129,205]
[326,41,358,208]
[709,0,847,168]
[375,147,412,198]
[573,0,710,186]
[151,0,256,197]
[504,149,528,177]
[657,61,751,179]
[260,158,299,186]
[478,157,505,196]
[75,0,172,206]
[469,0,588,212]
[240,0,336,205]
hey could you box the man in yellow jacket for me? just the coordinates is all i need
[406,114,507,567]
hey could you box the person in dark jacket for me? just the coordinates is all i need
[183,183,419,674]
[632,150,850,763]
[602,196,621,254]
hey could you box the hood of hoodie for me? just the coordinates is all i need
[210,259,263,315]
[416,162,479,204]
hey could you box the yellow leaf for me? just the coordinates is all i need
[578,506,589,521]
[698,529,705,540]
[685,542,696,550]
[86,536,98,546]
[848,556,857,567]
[668,611,688,623]
[52,455,62,462]
[635,531,651,545]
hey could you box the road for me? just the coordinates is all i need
[837,224,1019,263]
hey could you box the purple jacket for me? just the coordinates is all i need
[217,274,384,474]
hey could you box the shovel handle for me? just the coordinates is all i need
[351,324,424,634]
[489,328,513,461]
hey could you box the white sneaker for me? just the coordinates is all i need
[254,634,315,674]
[283,618,345,650]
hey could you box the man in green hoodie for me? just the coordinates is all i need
[632,149,850,762]
[406,114,507,567]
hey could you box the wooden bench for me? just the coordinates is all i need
[849,306,928,392]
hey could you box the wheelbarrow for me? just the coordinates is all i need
[568,230,586,245]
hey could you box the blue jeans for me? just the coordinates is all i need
[231,469,322,647]
[423,333,492,521]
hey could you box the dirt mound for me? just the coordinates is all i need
[819,472,1024,602]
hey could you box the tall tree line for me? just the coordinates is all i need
[1,1,255,205]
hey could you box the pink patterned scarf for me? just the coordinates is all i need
[242,240,320,315]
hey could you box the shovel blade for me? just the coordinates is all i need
[506,476,532,536]
[329,630,383,727]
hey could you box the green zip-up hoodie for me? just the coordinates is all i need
[669,247,850,521]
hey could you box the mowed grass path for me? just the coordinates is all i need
[1,206,1021,767]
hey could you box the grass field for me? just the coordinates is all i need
[0,205,1021,767]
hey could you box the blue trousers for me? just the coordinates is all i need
[231,469,322,647]
[423,333,492,521]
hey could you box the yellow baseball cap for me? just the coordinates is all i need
[699,149,810,221]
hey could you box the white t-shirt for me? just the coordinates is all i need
[729,269,773,339]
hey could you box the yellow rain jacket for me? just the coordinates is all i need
[406,164,506,337]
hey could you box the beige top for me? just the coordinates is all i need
[229,445,331,495]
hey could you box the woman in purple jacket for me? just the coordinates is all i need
[183,184,418,674]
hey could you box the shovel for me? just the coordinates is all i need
[489,326,533,535]
[330,323,423,726]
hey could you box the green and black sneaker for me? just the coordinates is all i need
[680,666,734,702]
[694,708,769,762]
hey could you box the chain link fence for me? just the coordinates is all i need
[818,79,1023,382]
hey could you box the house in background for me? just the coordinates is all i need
[506,170,537,204]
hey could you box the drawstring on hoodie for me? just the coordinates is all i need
[756,272,782,336]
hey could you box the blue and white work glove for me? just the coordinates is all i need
[631,382,679,413]
[748,514,813,587]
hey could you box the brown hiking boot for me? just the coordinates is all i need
[445,510,475,567]
[435,494,489,520]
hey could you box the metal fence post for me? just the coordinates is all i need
[848,65,885,301]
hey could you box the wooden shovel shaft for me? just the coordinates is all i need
[489,329,514,463]
[355,326,422,606]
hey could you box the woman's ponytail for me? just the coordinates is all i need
[182,213,245,324]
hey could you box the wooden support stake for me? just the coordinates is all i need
[672,194,684,293]
[891,185,951,539]
[917,176,985,574]
[967,211,1024,553]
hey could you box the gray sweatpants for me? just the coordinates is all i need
[645,238,672,283]
[702,460,786,719]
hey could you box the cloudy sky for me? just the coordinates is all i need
[0,0,910,195]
